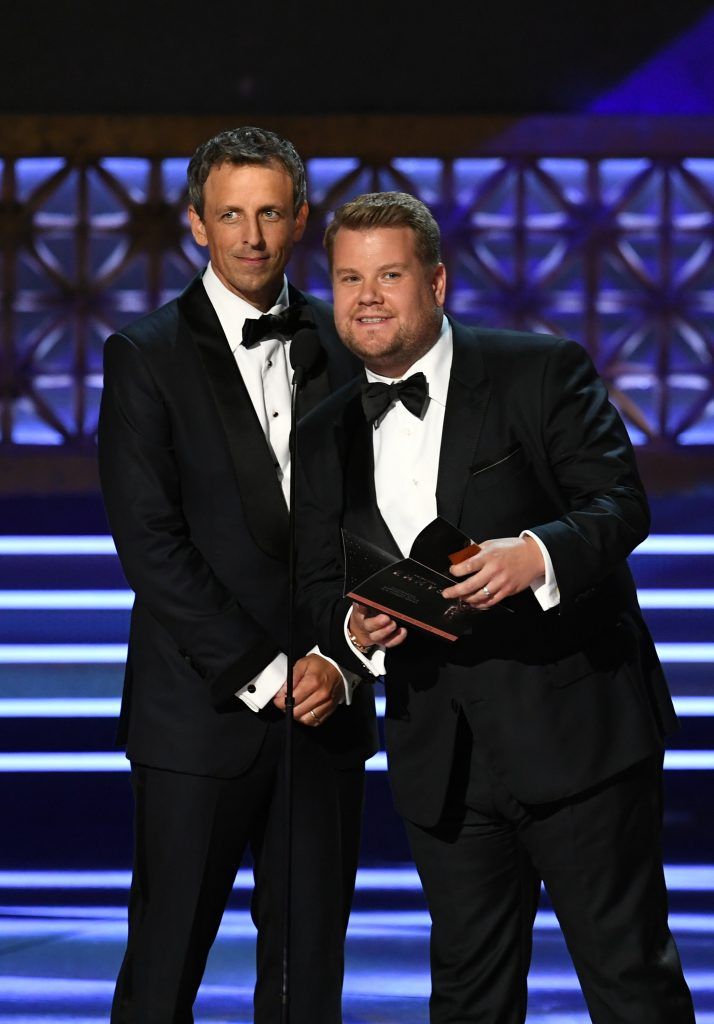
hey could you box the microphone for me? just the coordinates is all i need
[290,328,322,387]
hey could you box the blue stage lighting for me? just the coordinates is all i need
[636,536,714,554]
[637,590,714,608]
[0,749,712,772]
[1,695,713,719]
[0,536,117,554]
[0,645,127,663]
[0,591,132,609]
[0,587,711,611]
[0,699,121,717]
[1,533,712,555]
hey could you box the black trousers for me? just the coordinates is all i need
[405,719,695,1024]
[111,719,365,1024]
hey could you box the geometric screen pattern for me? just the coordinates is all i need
[2,155,714,447]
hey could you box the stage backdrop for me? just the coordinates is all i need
[1,115,714,490]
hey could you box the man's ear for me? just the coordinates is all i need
[188,206,208,247]
[432,262,447,307]
[293,202,309,242]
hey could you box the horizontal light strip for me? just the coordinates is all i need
[1,965,714,1002]
[0,536,116,555]
[0,907,712,940]
[4,695,713,719]
[0,641,712,666]
[0,591,132,609]
[0,645,127,663]
[0,871,134,888]
[1,534,713,557]
[664,750,714,769]
[0,863,711,891]
[0,1016,115,1024]
[657,643,714,662]
[367,698,714,718]
[0,749,712,772]
[1,587,712,611]
[381,696,714,718]
[673,696,714,716]
[0,909,712,945]
[638,589,714,608]
[0,699,121,717]
[0,753,130,771]
[635,535,714,555]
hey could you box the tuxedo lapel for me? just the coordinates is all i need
[177,274,289,561]
[436,322,492,527]
[341,388,403,558]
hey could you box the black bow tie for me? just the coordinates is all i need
[241,305,309,348]
[361,372,429,424]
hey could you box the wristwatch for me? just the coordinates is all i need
[348,632,376,658]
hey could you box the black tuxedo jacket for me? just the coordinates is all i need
[297,320,678,827]
[98,272,378,777]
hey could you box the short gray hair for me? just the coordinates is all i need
[187,126,307,219]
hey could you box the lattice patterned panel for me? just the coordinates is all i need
[2,155,714,448]
[0,157,204,446]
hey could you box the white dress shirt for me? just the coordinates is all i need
[202,264,353,709]
[203,263,294,504]
[345,317,560,676]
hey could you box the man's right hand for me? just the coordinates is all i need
[349,602,407,649]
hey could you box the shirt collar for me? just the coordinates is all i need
[201,263,290,353]
[364,315,452,409]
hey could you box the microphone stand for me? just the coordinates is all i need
[280,360,307,1024]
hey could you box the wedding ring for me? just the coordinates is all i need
[482,586,491,597]
[310,709,321,725]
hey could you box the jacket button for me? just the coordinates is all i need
[450,699,459,714]
[247,684,257,693]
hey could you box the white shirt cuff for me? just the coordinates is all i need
[236,651,287,711]
[235,646,359,712]
[343,607,386,677]
[520,529,560,611]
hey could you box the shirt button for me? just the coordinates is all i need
[267,360,273,368]
[272,412,279,418]
[247,684,257,693]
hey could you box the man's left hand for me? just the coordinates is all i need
[441,535,544,609]
[273,653,343,726]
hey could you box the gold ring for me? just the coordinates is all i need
[310,709,321,724]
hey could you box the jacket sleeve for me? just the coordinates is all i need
[528,337,650,608]
[98,331,279,705]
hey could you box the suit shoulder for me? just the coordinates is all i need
[112,297,181,350]
[456,322,592,372]
[467,323,561,355]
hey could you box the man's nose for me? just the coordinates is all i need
[243,216,265,248]
[357,279,382,304]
